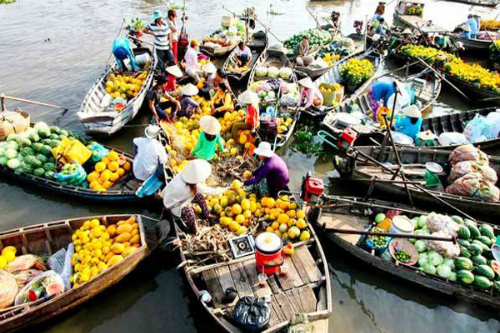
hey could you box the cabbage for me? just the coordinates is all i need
[443,258,455,270]
[436,264,452,279]
[417,215,427,229]
[279,67,293,80]
[6,133,18,142]
[267,66,279,78]
[422,263,436,275]
[418,257,428,267]
[415,240,427,253]
[0,147,4,157]
[0,156,8,166]
[6,141,18,151]
[5,149,17,159]
[414,229,429,236]
[256,67,268,77]
[428,251,444,266]
[7,158,21,170]
[258,91,267,99]
[449,272,457,282]
[34,121,50,132]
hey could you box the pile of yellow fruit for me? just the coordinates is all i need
[70,216,141,287]
[322,52,341,67]
[87,151,131,191]
[481,19,500,31]
[277,117,294,134]
[0,246,17,269]
[319,83,343,94]
[104,71,147,101]
[227,64,250,72]
[445,59,500,92]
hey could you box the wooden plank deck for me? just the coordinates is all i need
[321,212,366,245]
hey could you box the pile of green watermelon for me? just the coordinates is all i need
[411,214,500,292]
[0,122,76,180]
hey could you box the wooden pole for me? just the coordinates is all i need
[0,94,66,110]
[323,227,456,242]
[107,19,126,65]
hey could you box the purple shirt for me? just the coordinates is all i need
[244,154,289,192]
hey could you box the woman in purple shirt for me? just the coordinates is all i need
[244,142,290,197]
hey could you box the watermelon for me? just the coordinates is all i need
[50,126,61,134]
[458,225,471,240]
[464,219,477,228]
[33,168,45,177]
[474,276,493,290]
[18,138,31,148]
[480,224,495,239]
[471,255,487,266]
[460,246,471,258]
[21,147,34,157]
[40,145,52,156]
[45,171,55,179]
[476,265,495,279]
[478,236,492,246]
[455,257,474,270]
[457,239,471,247]
[29,132,40,142]
[0,156,8,166]
[457,270,475,285]
[467,224,481,239]
[6,133,18,142]
[60,129,69,137]
[43,163,55,172]
[49,140,60,148]
[36,154,47,164]
[469,243,483,256]
[32,143,43,152]
[451,215,464,225]
[49,133,59,140]
[21,163,34,174]
[24,156,41,167]
[472,240,490,253]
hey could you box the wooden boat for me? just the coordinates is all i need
[309,48,383,118]
[223,31,269,82]
[0,214,153,333]
[321,69,442,141]
[444,0,498,6]
[392,0,448,34]
[200,42,238,58]
[0,145,144,202]
[248,48,298,90]
[310,195,500,311]
[449,34,493,53]
[78,47,156,136]
[172,199,332,333]
[336,145,500,222]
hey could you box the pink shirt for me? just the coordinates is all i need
[298,87,323,109]
[184,47,199,71]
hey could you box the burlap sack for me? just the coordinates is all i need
[0,109,30,141]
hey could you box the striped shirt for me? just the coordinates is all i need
[147,20,171,50]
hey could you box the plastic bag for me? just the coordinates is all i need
[437,132,469,146]
[426,231,460,258]
[425,213,459,237]
[232,296,271,333]
[448,160,498,184]
[0,271,18,310]
[446,173,500,202]
[15,271,65,305]
[449,144,489,166]
[88,142,110,164]
[463,114,489,143]
[12,269,44,289]
[54,163,87,187]
[47,244,74,290]
[287,313,313,333]
[485,111,500,139]
[6,255,46,274]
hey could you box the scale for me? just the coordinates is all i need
[229,235,255,259]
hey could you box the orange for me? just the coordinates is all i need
[87,171,100,183]
[102,180,113,189]
[117,168,125,176]
[123,162,131,171]
[109,172,119,182]
[89,180,99,189]
[108,161,119,172]
[108,151,119,161]
[95,162,106,173]
[266,198,276,208]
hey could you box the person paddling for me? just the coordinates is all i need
[133,125,168,181]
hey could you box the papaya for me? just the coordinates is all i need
[115,232,131,243]
[106,225,117,237]
[110,243,125,254]
[116,224,133,235]
[117,216,136,226]
[108,255,124,266]
[123,242,131,248]
[130,235,140,244]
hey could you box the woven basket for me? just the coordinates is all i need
[0,109,30,141]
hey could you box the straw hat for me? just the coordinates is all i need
[393,79,407,94]
[254,142,274,158]
[239,90,259,105]
[436,53,447,61]
[402,29,412,35]
[152,10,164,21]
[298,77,314,90]
[417,130,438,141]
[181,159,212,184]
[372,34,381,42]
[145,124,160,139]
[202,63,217,74]
[166,65,183,78]
[182,83,199,96]
[402,105,422,118]
[199,115,221,135]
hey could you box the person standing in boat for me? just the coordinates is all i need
[244,142,290,198]
[231,90,259,139]
[143,10,175,72]
[297,77,324,110]
[393,105,423,141]
[295,36,314,67]
[161,159,225,234]
[167,9,179,63]
[190,116,225,161]
[133,124,168,181]
[112,37,138,72]
[464,14,478,39]
[232,41,252,67]
[146,76,180,123]
[184,40,203,83]
[369,79,408,120]
[474,14,481,31]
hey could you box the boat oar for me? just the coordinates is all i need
[0,94,68,113]
[106,18,126,65]
[305,7,321,29]
[322,226,456,243]
[128,35,155,47]
[414,56,470,101]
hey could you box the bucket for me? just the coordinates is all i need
[255,232,283,275]
[390,215,414,234]
[135,53,151,66]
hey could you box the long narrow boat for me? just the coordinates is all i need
[321,69,442,138]
[449,34,494,54]
[0,214,153,333]
[309,196,500,311]
[223,31,269,82]
[444,0,498,6]
[247,48,298,90]
[172,196,332,333]
[309,48,384,118]
[78,47,156,136]
[336,145,500,221]
[200,41,238,58]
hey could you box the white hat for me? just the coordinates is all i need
[372,34,381,42]
[298,77,314,90]
[166,65,183,78]
[253,142,274,158]
[393,79,407,94]
[402,105,422,118]
[402,29,412,35]
[417,130,437,141]
[199,115,221,135]
[182,83,199,96]
[239,90,259,105]
[202,63,217,74]
[145,124,161,139]
[462,24,471,32]
[181,159,212,184]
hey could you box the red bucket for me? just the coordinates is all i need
[255,232,283,275]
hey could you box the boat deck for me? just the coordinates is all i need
[320,212,366,245]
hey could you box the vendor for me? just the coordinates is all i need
[163,65,183,93]
[167,9,179,63]
[143,10,174,72]
[232,41,252,67]
[374,17,389,37]
[467,14,478,38]
[178,83,200,118]
[474,14,481,31]
[161,159,224,234]
[331,11,341,30]
[231,90,259,139]
[184,39,203,83]
[133,125,168,181]
[369,79,407,120]
[147,76,181,123]
[297,77,324,110]
[112,37,138,72]
[295,36,314,67]
[401,29,414,45]
[244,142,290,198]
[394,105,423,141]
[200,63,217,99]
[190,115,225,161]
[373,2,385,21]
[211,82,234,117]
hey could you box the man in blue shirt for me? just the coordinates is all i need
[112,37,138,72]
[394,104,422,141]
[466,14,478,39]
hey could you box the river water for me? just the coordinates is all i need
[1,0,500,332]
